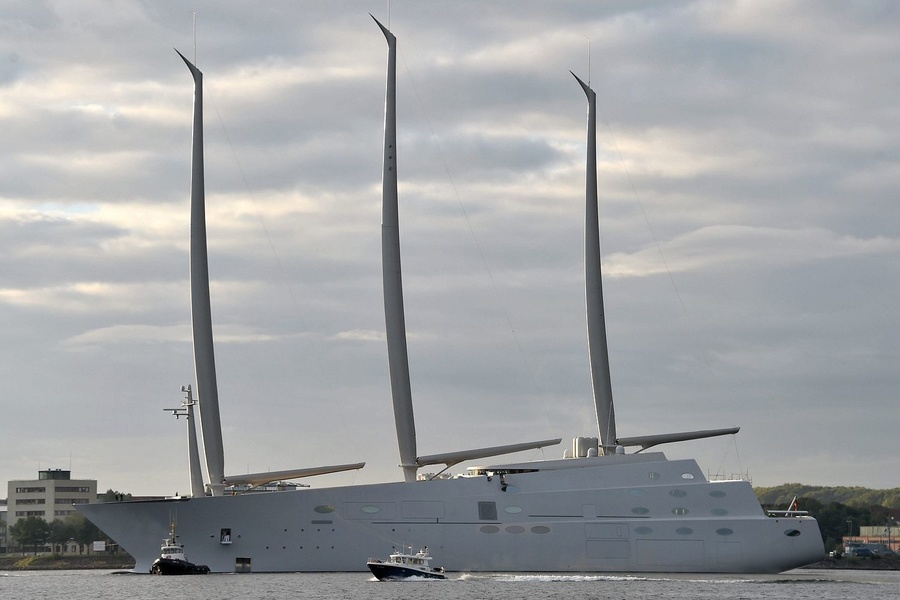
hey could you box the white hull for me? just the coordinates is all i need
[80,453,823,573]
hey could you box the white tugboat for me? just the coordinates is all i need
[367,547,446,580]
[149,521,210,575]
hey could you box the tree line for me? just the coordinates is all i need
[7,513,104,555]
[6,489,130,554]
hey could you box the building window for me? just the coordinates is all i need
[56,487,91,493]
[15,511,46,517]
[15,499,46,505]
[15,487,46,494]
[55,498,89,505]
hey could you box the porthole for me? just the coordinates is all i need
[361,506,381,514]
[505,525,525,534]
[709,490,727,498]
[647,472,661,480]
[669,489,687,498]
[784,529,801,537]
[681,473,695,480]
[672,507,689,516]
[711,508,729,516]
[504,506,523,514]
[634,526,653,535]
[628,489,648,497]
[675,527,693,535]
[480,525,500,534]
[313,505,335,514]
[716,528,734,536]
[631,507,650,515]
[531,526,551,534]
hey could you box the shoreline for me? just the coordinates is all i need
[0,555,136,571]
[802,556,900,571]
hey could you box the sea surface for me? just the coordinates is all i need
[2,569,900,600]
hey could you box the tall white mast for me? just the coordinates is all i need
[176,49,226,495]
[374,16,418,482]
[182,385,206,497]
[573,73,617,453]
[166,385,206,497]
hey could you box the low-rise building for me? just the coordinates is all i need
[1,498,7,553]
[6,469,97,531]
[845,520,900,554]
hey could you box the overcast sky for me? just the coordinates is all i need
[1,1,898,497]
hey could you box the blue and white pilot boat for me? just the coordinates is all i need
[367,547,446,580]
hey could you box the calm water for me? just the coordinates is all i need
[2,569,899,600]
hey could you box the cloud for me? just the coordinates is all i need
[606,225,900,277]
[1,1,898,495]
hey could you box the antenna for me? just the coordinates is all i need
[192,12,197,64]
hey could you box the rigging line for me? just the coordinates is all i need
[596,93,736,427]
[595,99,686,313]
[204,87,352,439]
[732,432,744,479]
[398,54,551,423]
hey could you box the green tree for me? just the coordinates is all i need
[49,519,74,554]
[70,513,104,554]
[9,516,52,554]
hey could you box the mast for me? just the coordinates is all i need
[374,16,418,482]
[182,385,206,497]
[573,73,617,453]
[176,49,226,495]
[166,385,206,497]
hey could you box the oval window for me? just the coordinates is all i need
[361,506,381,514]
[504,506,523,514]
[669,489,687,498]
[505,525,525,534]
[709,490,727,498]
[531,526,551,534]
[634,526,653,535]
[681,473,695,480]
[480,525,500,534]
[628,489,648,497]
[313,505,335,514]
[647,472,661,480]
[784,529,801,537]
[631,507,650,515]
[711,508,729,516]
[675,527,693,536]
[716,528,734,536]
